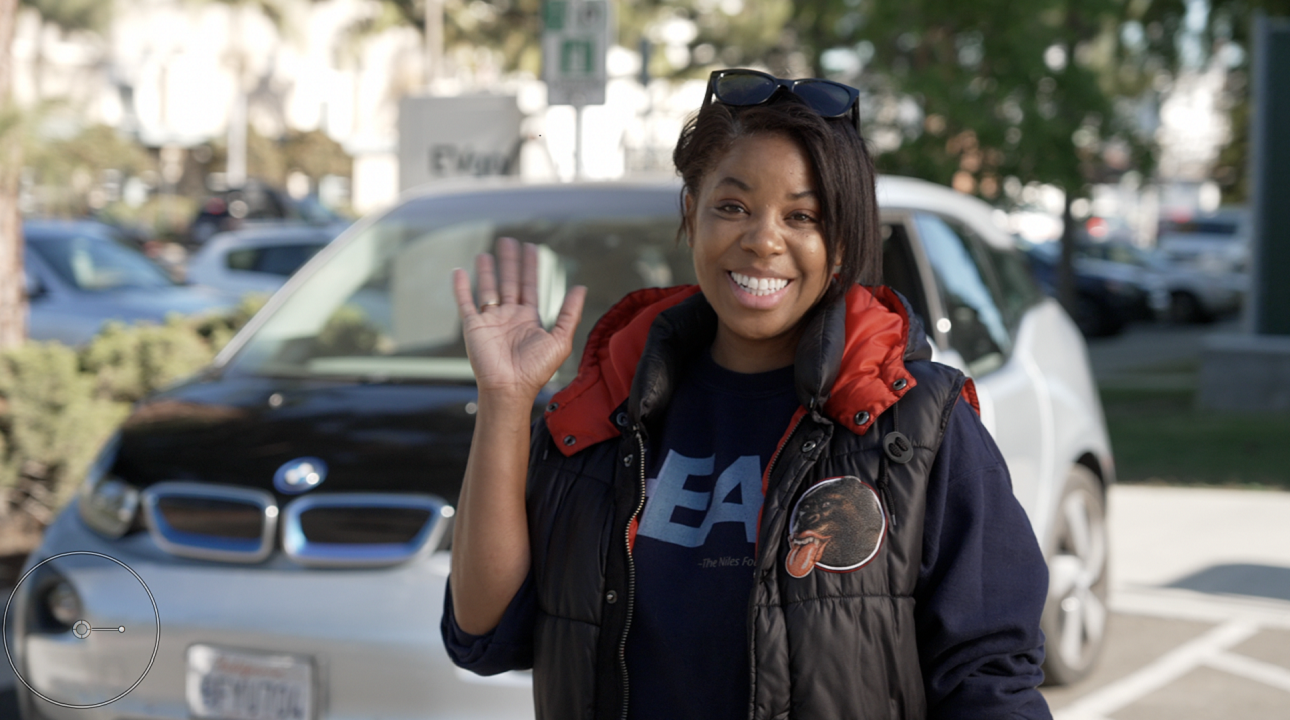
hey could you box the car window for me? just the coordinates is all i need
[227,190,694,384]
[880,221,931,333]
[26,230,174,291]
[226,244,327,277]
[973,238,1045,333]
[913,213,1010,376]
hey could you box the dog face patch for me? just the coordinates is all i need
[785,476,886,578]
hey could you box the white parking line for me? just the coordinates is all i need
[1111,585,1290,630]
[1053,620,1260,720]
[1205,652,1290,694]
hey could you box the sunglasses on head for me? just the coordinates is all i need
[703,69,862,130]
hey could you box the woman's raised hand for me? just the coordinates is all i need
[452,238,586,400]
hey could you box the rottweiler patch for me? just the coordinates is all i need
[785,475,886,578]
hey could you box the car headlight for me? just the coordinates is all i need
[77,433,140,539]
[45,579,82,628]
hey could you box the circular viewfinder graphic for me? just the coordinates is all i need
[3,551,160,709]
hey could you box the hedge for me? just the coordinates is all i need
[0,296,266,550]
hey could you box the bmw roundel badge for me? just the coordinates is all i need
[274,457,328,494]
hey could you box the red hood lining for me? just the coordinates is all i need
[546,284,918,457]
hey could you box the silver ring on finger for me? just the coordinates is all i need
[480,300,501,309]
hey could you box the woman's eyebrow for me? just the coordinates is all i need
[715,176,751,191]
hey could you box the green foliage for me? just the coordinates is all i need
[204,128,352,188]
[22,122,153,218]
[1102,385,1290,488]
[0,342,128,512]
[788,0,1135,198]
[19,0,112,34]
[0,295,267,534]
[80,317,217,403]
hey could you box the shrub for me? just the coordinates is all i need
[0,295,267,550]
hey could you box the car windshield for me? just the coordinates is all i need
[27,228,175,291]
[225,185,695,384]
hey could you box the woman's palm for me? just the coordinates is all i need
[453,239,585,399]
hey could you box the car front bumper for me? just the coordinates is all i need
[10,503,534,720]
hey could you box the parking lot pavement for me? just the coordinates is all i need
[1042,484,1290,720]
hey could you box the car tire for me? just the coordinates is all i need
[1169,291,1210,324]
[1074,295,1123,337]
[1041,464,1109,686]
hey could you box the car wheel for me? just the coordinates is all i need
[1073,295,1122,337]
[1041,464,1109,686]
[1169,291,1210,324]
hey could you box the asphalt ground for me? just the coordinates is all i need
[1,320,1283,719]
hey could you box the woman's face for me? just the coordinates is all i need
[685,132,834,373]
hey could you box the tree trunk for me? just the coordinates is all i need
[0,0,27,350]
[1058,191,1078,321]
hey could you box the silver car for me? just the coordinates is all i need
[23,221,236,346]
[184,225,340,298]
[7,178,1113,720]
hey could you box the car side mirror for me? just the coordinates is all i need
[24,271,46,300]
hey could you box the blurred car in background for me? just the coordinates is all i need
[23,220,238,345]
[11,178,1114,720]
[1077,240,1244,324]
[1156,207,1250,276]
[185,224,342,297]
[1023,239,1169,336]
[189,179,349,247]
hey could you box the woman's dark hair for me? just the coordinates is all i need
[672,94,881,302]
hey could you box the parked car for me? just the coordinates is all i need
[185,225,341,297]
[1022,239,1169,337]
[9,178,1114,720]
[189,180,348,247]
[1077,240,1243,323]
[22,220,238,346]
[1156,206,1249,276]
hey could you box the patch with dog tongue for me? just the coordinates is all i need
[785,476,886,578]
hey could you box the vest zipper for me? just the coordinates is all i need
[763,411,807,497]
[619,430,647,720]
[875,456,898,530]
[746,409,807,718]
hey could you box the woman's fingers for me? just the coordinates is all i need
[520,242,540,308]
[452,267,479,319]
[496,237,521,305]
[475,251,499,307]
[550,285,586,346]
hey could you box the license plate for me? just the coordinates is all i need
[186,645,314,720]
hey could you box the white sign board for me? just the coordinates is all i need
[397,95,522,191]
[542,0,610,106]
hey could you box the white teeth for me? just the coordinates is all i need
[731,272,788,296]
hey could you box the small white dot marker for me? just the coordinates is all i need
[118,626,125,633]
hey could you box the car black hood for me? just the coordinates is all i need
[115,373,493,506]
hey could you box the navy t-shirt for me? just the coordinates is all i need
[625,351,800,720]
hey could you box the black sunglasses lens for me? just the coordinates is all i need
[794,81,854,117]
[714,73,778,106]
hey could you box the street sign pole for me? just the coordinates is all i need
[543,0,610,181]
[574,105,584,179]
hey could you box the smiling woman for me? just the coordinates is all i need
[443,69,1054,720]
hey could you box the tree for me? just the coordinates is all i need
[0,0,23,350]
[1131,0,1290,204]
[19,0,112,100]
[787,0,1139,314]
[0,0,117,348]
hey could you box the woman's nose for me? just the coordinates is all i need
[740,213,787,256]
